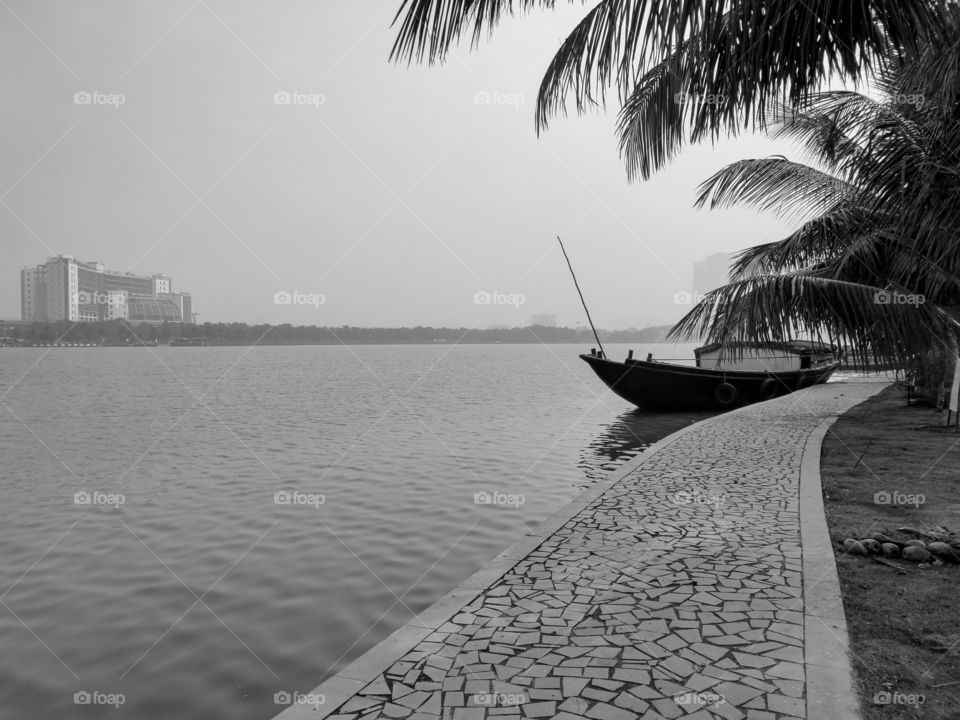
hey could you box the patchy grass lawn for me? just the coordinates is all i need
[821,383,960,719]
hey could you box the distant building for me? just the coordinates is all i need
[530,314,557,327]
[693,252,731,296]
[20,255,193,324]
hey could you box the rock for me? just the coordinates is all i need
[902,545,932,562]
[881,543,901,558]
[843,539,868,556]
[927,542,958,560]
[919,563,932,569]
[871,532,894,544]
[860,539,881,554]
[933,559,945,567]
[905,539,927,548]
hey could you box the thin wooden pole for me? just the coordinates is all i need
[558,236,605,358]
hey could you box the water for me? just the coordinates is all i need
[0,342,711,719]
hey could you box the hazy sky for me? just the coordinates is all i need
[1,1,799,328]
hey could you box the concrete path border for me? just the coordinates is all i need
[274,379,888,720]
[799,418,868,720]
[272,402,729,719]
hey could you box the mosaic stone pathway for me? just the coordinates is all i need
[284,381,883,720]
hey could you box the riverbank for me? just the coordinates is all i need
[274,379,887,720]
[821,386,960,719]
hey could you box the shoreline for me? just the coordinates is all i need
[273,379,887,720]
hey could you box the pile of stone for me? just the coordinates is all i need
[840,526,960,568]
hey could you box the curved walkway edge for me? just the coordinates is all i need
[274,379,889,720]
[799,413,870,720]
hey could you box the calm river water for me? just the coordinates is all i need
[0,342,711,719]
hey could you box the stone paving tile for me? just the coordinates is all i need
[313,384,879,720]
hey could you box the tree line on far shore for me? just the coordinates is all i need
[0,320,676,346]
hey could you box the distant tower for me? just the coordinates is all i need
[693,253,731,296]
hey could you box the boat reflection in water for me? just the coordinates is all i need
[577,407,719,488]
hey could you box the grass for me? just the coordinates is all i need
[821,384,960,719]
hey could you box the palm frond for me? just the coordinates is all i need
[729,203,879,279]
[390,0,560,65]
[694,158,857,224]
[615,41,693,181]
[668,273,960,366]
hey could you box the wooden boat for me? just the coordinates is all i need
[580,341,841,411]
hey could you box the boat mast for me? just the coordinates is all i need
[557,236,606,359]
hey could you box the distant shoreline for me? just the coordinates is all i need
[0,322,684,347]
[2,338,694,348]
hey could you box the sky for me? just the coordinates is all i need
[0,1,800,329]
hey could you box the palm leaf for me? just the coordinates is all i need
[694,157,857,224]
[668,273,960,366]
[392,1,945,178]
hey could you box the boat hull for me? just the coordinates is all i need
[580,355,838,411]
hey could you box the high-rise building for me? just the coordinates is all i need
[20,256,194,324]
[693,252,731,296]
[20,266,46,322]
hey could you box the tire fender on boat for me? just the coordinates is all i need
[714,382,738,406]
[760,377,779,400]
[795,375,814,391]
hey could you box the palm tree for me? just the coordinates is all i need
[391,1,947,178]
[667,32,960,386]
